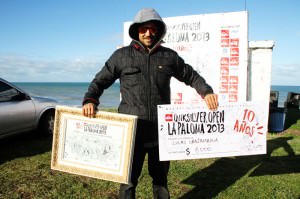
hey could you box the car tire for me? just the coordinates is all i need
[38,110,55,136]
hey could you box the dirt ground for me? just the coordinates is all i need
[283,129,300,136]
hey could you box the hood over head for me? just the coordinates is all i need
[129,8,166,45]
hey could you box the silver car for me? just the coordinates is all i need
[0,78,57,138]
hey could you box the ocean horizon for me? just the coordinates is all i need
[14,82,120,109]
[13,82,300,109]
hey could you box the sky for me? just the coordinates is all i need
[0,0,299,85]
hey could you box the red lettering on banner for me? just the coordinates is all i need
[233,109,264,137]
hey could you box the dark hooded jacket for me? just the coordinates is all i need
[83,8,213,123]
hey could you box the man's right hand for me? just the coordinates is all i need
[82,103,96,117]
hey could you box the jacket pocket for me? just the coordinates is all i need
[156,65,173,87]
[121,67,142,87]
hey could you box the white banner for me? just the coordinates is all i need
[124,11,248,103]
[157,101,267,161]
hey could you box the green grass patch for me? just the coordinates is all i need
[1,116,299,198]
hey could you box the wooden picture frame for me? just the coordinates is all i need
[51,105,137,184]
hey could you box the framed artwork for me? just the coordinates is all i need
[51,106,137,184]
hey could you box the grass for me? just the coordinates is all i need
[0,115,299,198]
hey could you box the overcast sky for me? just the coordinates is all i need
[0,0,299,85]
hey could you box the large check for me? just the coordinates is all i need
[51,106,137,184]
[157,101,268,161]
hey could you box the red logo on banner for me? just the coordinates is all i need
[230,38,239,47]
[221,39,229,47]
[221,66,229,75]
[220,85,229,93]
[220,57,229,66]
[230,76,239,84]
[230,57,239,66]
[221,30,229,38]
[230,48,239,56]
[165,114,173,122]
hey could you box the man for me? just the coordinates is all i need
[82,8,218,199]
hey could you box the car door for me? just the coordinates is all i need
[0,81,36,136]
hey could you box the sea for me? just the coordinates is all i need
[14,82,121,109]
[14,82,300,108]
[271,85,300,107]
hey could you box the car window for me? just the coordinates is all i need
[0,81,20,102]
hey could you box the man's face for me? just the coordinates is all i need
[138,22,158,48]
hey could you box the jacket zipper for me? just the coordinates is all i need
[146,54,152,121]
[133,39,160,121]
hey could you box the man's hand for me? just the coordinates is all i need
[204,94,218,111]
[82,103,96,117]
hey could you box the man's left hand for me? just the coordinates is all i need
[204,94,218,111]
